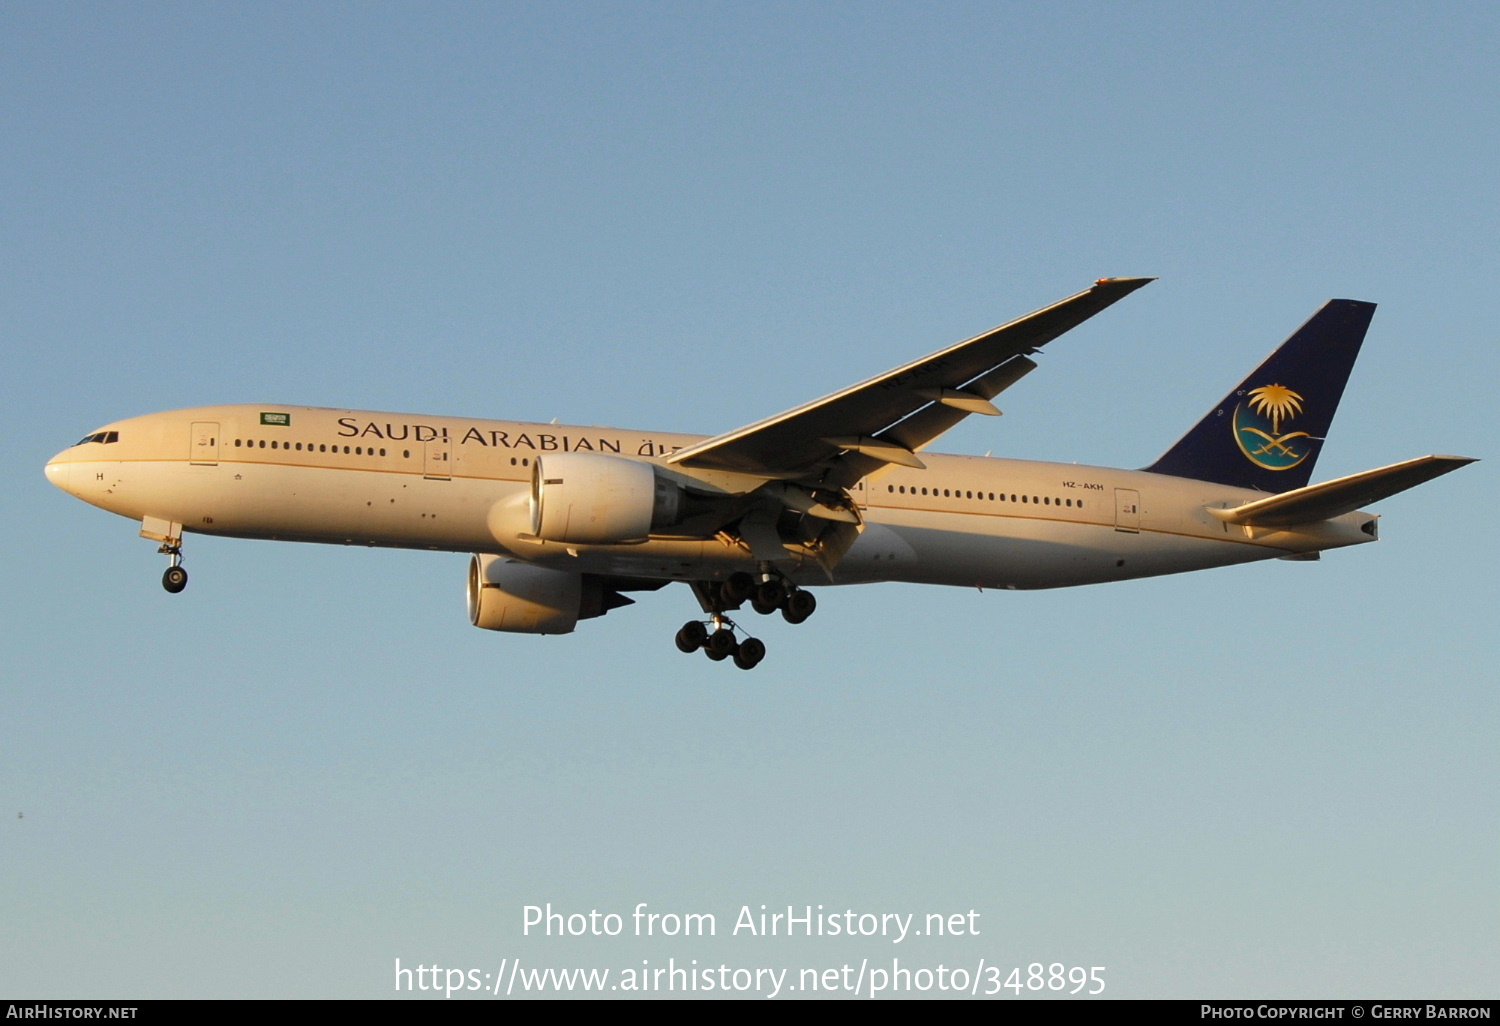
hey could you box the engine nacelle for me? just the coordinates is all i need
[467,554,627,634]
[530,452,685,544]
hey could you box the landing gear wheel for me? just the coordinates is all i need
[704,629,738,661]
[751,580,785,615]
[723,572,756,605]
[675,620,708,653]
[733,637,766,670]
[162,566,188,594]
[782,589,816,624]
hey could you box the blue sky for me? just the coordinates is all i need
[2,2,1495,998]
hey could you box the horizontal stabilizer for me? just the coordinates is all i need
[1207,455,1476,527]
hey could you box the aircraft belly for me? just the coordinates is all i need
[834,522,921,582]
[855,508,1275,589]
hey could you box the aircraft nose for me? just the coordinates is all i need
[44,452,73,494]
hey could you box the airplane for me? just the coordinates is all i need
[44,277,1474,670]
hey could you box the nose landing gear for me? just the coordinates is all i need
[141,517,189,594]
[159,543,188,593]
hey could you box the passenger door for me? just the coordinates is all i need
[1114,488,1140,533]
[424,437,451,480]
[190,422,220,465]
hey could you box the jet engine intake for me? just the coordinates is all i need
[530,452,688,544]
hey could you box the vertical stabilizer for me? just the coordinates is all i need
[1145,299,1375,492]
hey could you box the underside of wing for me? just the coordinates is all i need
[667,277,1154,481]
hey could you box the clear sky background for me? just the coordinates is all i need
[2,1,1495,999]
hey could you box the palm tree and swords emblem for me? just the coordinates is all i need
[1233,383,1310,470]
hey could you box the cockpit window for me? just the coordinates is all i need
[72,431,119,446]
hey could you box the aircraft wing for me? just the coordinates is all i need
[668,277,1154,479]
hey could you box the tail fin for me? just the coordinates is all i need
[1145,299,1376,492]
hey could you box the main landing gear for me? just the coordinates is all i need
[159,543,188,594]
[720,571,817,624]
[674,615,765,670]
[674,571,817,671]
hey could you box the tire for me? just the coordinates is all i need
[723,572,756,604]
[162,566,188,594]
[733,637,766,670]
[756,579,786,607]
[783,589,816,624]
[675,621,707,653]
[705,628,738,660]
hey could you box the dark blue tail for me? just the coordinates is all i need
[1144,299,1375,492]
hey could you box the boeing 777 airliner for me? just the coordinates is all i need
[45,278,1473,669]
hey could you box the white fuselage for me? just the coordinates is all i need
[45,403,1377,590]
